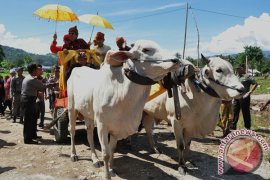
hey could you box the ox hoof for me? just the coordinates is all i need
[178,166,187,175]
[150,147,162,154]
[109,169,117,177]
[93,161,102,168]
[154,147,162,154]
[70,155,79,162]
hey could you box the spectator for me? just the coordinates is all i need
[217,100,234,137]
[47,65,60,112]
[11,67,25,123]
[93,32,111,62]
[21,64,55,144]
[3,75,12,118]
[0,75,5,116]
[116,36,131,51]
[36,64,47,128]
[231,64,258,130]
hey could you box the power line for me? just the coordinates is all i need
[191,7,270,23]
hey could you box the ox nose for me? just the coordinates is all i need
[171,59,179,63]
[237,87,246,94]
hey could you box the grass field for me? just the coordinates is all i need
[254,76,270,94]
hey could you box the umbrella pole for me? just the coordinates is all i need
[54,21,58,34]
[89,11,99,43]
[89,25,95,42]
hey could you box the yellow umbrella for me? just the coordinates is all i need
[34,4,78,32]
[78,14,113,30]
[34,4,78,21]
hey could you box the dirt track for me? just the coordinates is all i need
[0,97,270,180]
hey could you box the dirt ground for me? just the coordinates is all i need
[0,96,270,180]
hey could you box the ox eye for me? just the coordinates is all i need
[216,69,223,73]
[142,48,150,53]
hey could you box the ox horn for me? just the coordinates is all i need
[201,54,210,64]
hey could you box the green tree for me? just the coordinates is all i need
[244,46,263,71]
[14,58,24,67]
[24,55,33,66]
[0,59,13,69]
[0,45,5,64]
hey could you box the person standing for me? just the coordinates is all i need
[0,75,5,116]
[3,75,12,118]
[47,65,60,112]
[10,67,24,123]
[231,64,258,130]
[21,64,54,144]
[36,64,47,128]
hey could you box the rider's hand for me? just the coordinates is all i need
[53,33,57,41]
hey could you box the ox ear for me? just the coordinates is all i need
[201,54,210,64]
[204,68,210,77]
[107,51,134,63]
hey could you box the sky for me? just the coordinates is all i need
[1,0,270,58]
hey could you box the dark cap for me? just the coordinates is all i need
[236,63,246,69]
[69,26,78,35]
[94,32,104,41]
[16,67,24,71]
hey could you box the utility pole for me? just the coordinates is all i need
[182,1,189,59]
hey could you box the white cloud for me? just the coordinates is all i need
[200,13,270,56]
[0,24,49,55]
[107,3,184,16]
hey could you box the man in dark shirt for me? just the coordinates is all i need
[62,26,89,51]
[231,64,258,130]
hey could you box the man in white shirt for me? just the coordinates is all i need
[93,32,111,62]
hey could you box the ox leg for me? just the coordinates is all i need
[85,120,102,168]
[172,119,187,175]
[108,136,118,177]
[143,114,161,154]
[184,138,196,168]
[97,124,111,180]
[69,110,78,162]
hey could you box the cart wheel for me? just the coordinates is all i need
[53,107,69,143]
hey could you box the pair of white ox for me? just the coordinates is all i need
[67,40,244,179]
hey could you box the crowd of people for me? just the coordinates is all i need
[0,64,59,144]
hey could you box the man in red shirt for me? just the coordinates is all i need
[50,33,70,54]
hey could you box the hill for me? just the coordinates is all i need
[1,45,57,66]
[263,50,270,58]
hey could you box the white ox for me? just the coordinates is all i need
[67,40,180,179]
[143,55,245,174]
